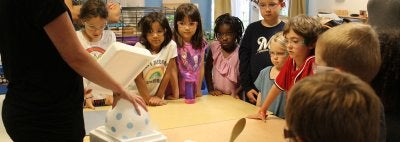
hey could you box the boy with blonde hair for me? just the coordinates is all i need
[249,15,323,121]
[315,23,381,82]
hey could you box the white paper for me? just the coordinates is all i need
[317,13,341,21]
[86,42,155,95]
[83,110,108,135]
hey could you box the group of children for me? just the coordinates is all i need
[78,1,208,107]
[75,0,388,141]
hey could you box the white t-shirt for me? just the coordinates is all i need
[129,40,178,96]
[77,30,116,99]
[76,30,116,59]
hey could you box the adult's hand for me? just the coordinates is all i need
[107,2,121,23]
[112,90,147,115]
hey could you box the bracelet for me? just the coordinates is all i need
[85,96,93,100]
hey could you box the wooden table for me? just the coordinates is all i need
[84,95,286,142]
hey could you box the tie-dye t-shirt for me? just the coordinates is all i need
[177,41,207,96]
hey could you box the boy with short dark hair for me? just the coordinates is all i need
[285,71,381,142]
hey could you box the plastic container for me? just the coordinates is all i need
[184,81,195,104]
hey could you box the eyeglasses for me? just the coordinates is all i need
[216,32,234,39]
[312,63,336,74]
[147,30,165,36]
[269,51,288,57]
[84,22,107,31]
[285,39,305,46]
[284,127,296,140]
[177,21,198,28]
[259,2,280,10]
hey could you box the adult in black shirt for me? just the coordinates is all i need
[368,0,400,141]
[0,0,146,141]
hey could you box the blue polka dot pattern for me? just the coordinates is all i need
[116,113,122,120]
[122,136,128,139]
[136,131,142,137]
[145,118,149,125]
[111,126,116,133]
[126,122,134,129]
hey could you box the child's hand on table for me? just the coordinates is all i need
[209,90,223,96]
[247,109,268,122]
[148,96,167,106]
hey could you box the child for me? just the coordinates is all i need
[240,0,286,104]
[315,23,381,82]
[204,13,244,98]
[65,0,121,22]
[249,15,323,120]
[314,22,386,142]
[285,71,381,142]
[77,0,116,58]
[254,32,288,118]
[76,0,116,109]
[173,3,208,100]
[129,12,178,106]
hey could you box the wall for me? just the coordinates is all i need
[145,0,162,7]
[308,0,369,16]
[145,0,212,32]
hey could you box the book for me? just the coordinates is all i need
[86,42,155,95]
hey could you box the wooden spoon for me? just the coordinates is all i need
[229,118,246,142]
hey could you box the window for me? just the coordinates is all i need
[281,0,289,16]
[211,0,290,32]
